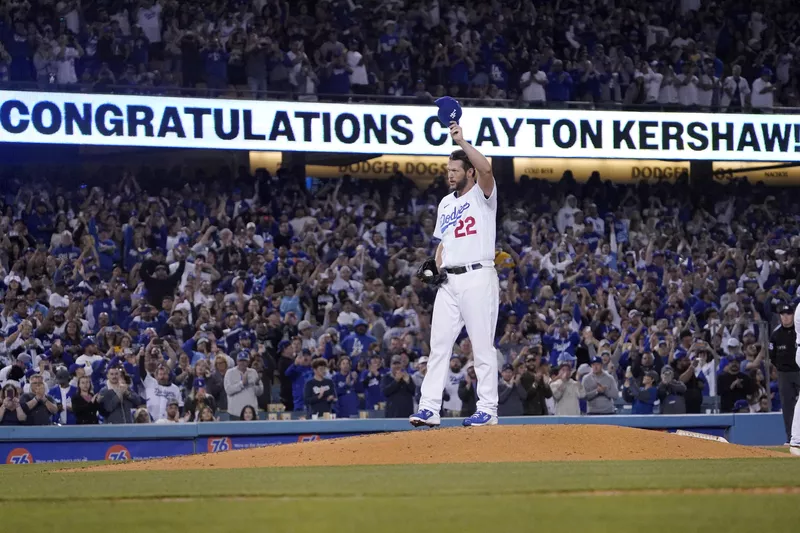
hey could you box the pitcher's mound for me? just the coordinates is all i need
[77,425,784,472]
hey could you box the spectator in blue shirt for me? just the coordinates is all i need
[547,60,573,102]
[48,367,78,425]
[332,356,360,418]
[304,358,336,417]
[203,38,230,93]
[341,319,377,367]
[51,231,81,262]
[360,353,387,411]
[285,350,314,412]
[322,54,351,97]
[624,369,658,414]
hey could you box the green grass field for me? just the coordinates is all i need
[2,458,800,533]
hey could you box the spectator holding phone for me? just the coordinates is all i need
[97,367,145,424]
[0,384,27,425]
[285,347,314,412]
[623,368,659,414]
[658,366,687,414]
[304,357,336,417]
[671,353,705,414]
[718,360,754,413]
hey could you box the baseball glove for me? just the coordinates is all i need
[416,257,447,286]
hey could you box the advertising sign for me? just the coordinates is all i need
[2,91,798,161]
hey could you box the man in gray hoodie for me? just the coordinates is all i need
[550,362,585,416]
[581,356,619,414]
[224,351,264,420]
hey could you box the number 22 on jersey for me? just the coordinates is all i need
[454,216,477,238]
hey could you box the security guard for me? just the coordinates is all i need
[769,303,800,443]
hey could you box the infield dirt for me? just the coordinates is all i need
[75,425,785,473]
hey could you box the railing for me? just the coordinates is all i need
[3,81,800,114]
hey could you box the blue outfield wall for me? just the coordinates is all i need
[0,414,786,464]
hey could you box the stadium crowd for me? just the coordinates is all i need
[0,159,798,426]
[1,0,800,428]
[1,0,800,109]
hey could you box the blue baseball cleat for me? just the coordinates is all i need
[409,409,441,427]
[463,411,498,427]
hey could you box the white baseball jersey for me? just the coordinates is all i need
[143,374,184,421]
[434,181,497,268]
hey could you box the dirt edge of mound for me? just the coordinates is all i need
[68,424,787,472]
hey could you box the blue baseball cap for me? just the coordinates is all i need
[236,350,250,361]
[277,339,291,352]
[434,96,462,126]
[193,377,206,389]
[590,355,603,365]
[733,399,749,411]
[81,337,97,348]
[353,318,368,329]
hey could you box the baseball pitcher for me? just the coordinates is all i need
[410,120,500,427]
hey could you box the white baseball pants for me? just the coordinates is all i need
[419,265,500,417]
